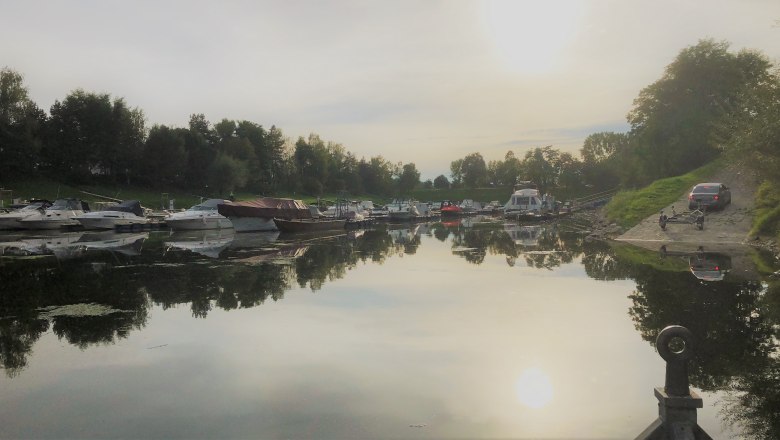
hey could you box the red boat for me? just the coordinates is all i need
[439,201,463,216]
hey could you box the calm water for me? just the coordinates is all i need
[0,217,776,439]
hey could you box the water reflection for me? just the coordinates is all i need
[165,229,237,258]
[0,222,777,438]
[659,245,732,281]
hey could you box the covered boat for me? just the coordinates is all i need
[76,200,149,229]
[217,197,311,232]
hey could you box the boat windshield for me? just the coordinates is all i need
[190,204,217,211]
[50,199,81,210]
[20,202,47,211]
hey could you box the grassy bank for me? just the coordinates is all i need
[1,178,206,210]
[603,159,724,229]
[750,181,780,241]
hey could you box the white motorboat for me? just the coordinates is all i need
[503,182,554,218]
[19,198,90,230]
[76,200,149,230]
[458,199,482,214]
[0,200,52,229]
[164,199,233,231]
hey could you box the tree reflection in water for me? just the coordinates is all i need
[0,222,777,437]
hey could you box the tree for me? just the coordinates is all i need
[433,174,450,189]
[460,152,487,188]
[0,68,45,178]
[522,147,557,193]
[207,153,248,195]
[449,158,463,186]
[496,150,522,187]
[397,162,420,195]
[580,132,628,164]
[627,39,772,182]
[140,125,187,187]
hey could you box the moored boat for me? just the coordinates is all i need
[76,200,149,230]
[19,198,90,230]
[503,182,555,220]
[165,199,233,231]
[0,199,52,229]
[439,200,462,216]
[217,197,311,232]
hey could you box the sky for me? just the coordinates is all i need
[2,0,779,180]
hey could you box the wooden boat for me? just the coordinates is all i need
[273,218,346,233]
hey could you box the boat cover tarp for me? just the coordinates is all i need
[218,197,312,220]
[106,200,143,216]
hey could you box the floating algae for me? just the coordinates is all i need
[37,303,128,319]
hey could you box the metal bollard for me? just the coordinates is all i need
[635,325,713,440]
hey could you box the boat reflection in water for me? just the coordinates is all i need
[77,231,149,256]
[0,231,86,259]
[164,229,237,258]
[504,223,543,248]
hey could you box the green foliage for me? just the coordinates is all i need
[0,67,44,179]
[433,174,449,189]
[397,163,420,195]
[604,159,723,228]
[750,181,780,240]
[626,39,771,184]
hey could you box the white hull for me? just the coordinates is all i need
[20,218,81,230]
[165,217,233,231]
[0,217,25,230]
[228,216,277,232]
[77,216,149,230]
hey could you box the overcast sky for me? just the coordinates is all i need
[2,0,779,179]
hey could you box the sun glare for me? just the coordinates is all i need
[482,0,583,74]
[515,367,554,408]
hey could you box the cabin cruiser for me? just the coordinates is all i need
[164,199,233,231]
[76,200,149,230]
[217,197,311,232]
[0,199,52,229]
[19,198,90,230]
[503,183,554,218]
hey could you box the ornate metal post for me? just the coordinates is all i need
[635,325,713,440]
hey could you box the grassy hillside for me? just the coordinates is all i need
[603,159,724,229]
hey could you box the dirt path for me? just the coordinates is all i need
[616,163,759,245]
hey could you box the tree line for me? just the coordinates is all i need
[446,39,780,199]
[2,39,779,200]
[0,73,420,198]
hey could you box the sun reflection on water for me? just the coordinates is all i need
[515,367,554,409]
